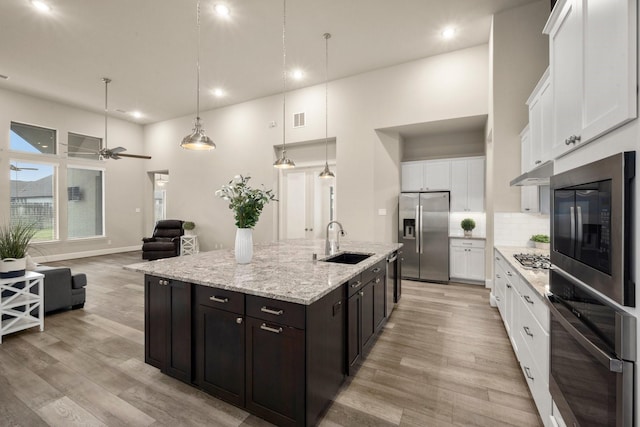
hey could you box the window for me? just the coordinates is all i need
[9,161,57,241]
[10,122,56,155]
[67,168,104,239]
[68,132,101,160]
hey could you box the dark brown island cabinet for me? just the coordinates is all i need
[144,258,390,427]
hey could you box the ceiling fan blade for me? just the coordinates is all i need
[116,153,152,159]
[110,146,127,154]
[10,165,39,171]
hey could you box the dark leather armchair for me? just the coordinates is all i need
[142,219,184,260]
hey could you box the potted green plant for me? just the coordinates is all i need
[460,218,476,237]
[0,221,38,278]
[183,221,196,236]
[215,175,277,264]
[531,234,550,250]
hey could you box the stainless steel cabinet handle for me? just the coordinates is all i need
[375,278,381,284]
[495,296,501,302]
[506,271,512,277]
[523,295,534,304]
[506,284,512,289]
[359,291,364,297]
[372,268,381,273]
[209,296,229,303]
[350,281,362,289]
[523,326,533,337]
[236,317,243,324]
[496,274,501,279]
[535,160,542,165]
[260,323,283,334]
[261,306,284,316]
[524,366,534,380]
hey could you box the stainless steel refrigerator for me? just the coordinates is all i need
[399,192,449,282]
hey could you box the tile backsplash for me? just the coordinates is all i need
[494,212,550,247]
[450,212,486,237]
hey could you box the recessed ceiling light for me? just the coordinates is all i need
[441,26,456,40]
[212,88,225,97]
[130,111,143,119]
[292,69,304,80]
[30,0,51,13]
[214,4,230,18]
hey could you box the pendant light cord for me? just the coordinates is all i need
[281,0,287,157]
[324,33,330,163]
[196,0,201,121]
[103,77,111,150]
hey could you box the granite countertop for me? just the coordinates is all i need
[124,239,402,305]
[494,246,549,296]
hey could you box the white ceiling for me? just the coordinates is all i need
[0,0,540,125]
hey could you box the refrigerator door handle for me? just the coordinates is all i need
[415,205,420,253]
[419,205,424,254]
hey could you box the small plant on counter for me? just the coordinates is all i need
[460,218,476,237]
[215,175,278,229]
[530,234,550,243]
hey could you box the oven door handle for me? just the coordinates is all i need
[546,295,624,373]
[576,205,583,252]
[569,206,576,248]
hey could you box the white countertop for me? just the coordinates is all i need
[124,239,402,305]
[494,246,550,296]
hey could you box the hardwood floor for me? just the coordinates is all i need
[0,252,542,426]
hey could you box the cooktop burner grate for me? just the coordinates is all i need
[513,253,551,270]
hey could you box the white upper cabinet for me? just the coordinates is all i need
[520,127,540,213]
[520,125,533,173]
[401,159,451,192]
[450,157,485,212]
[526,70,552,169]
[544,0,637,158]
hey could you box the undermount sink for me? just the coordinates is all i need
[322,252,373,265]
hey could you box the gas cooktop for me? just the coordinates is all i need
[513,253,551,270]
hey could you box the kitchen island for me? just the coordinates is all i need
[125,239,401,427]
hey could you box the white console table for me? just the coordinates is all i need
[0,271,44,344]
[180,235,199,256]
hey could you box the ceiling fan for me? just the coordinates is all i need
[72,78,151,160]
[10,164,39,171]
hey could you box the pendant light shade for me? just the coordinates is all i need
[181,0,216,151]
[319,32,334,179]
[274,0,295,169]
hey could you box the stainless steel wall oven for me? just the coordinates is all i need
[550,152,635,307]
[547,269,636,427]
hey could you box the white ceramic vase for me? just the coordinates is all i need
[0,257,27,278]
[235,228,253,264]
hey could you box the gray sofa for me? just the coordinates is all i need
[33,266,87,314]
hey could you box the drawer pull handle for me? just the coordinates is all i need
[524,366,534,380]
[261,306,284,316]
[523,295,534,304]
[523,326,533,337]
[236,317,243,324]
[462,242,472,246]
[506,271,513,277]
[495,296,501,302]
[209,296,229,303]
[351,281,362,289]
[506,284,512,289]
[496,274,501,279]
[375,278,381,284]
[260,323,283,334]
[372,268,381,273]
[496,256,500,261]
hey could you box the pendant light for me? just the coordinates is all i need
[273,0,295,169]
[180,0,216,151]
[319,33,335,179]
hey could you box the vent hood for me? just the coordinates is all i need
[510,160,554,186]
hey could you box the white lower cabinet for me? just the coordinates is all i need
[450,239,485,283]
[493,249,551,427]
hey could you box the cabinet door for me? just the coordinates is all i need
[360,283,375,350]
[450,246,467,279]
[165,280,192,382]
[449,160,468,212]
[246,317,304,426]
[372,276,385,332]
[466,158,485,212]
[582,0,636,143]
[196,305,245,406]
[401,162,423,191]
[520,126,532,173]
[505,280,518,349]
[539,77,553,163]
[549,0,582,158]
[145,276,168,370]
[347,292,361,373]
[466,248,485,282]
[521,186,540,213]
[423,160,450,190]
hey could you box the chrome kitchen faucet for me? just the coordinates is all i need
[325,221,346,255]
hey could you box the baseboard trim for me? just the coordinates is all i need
[32,246,141,263]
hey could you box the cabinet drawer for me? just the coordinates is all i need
[518,304,549,383]
[518,337,552,424]
[246,295,305,330]
[347,274,365,298]
[361,260,386,285]
[196,286,244,314]
[450,238,485,249]
[514,280,549,332]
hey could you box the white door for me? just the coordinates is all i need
[280,166,336,240]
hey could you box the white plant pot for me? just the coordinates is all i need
[0,257,27,278]
[463,230,473,237]
[184,229,195,236]
[534,242,550,250]
[235,228,253,264]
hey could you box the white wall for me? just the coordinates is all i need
[145,44,490,250]
[0,87,146,261]
[402,129,485,161]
